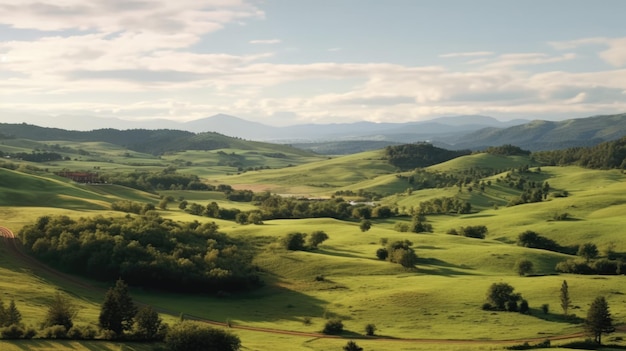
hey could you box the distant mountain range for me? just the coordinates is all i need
[2,113,626,153]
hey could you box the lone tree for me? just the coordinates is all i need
[515,259,534,276]
[585,296,615,344]
[99,279,138,336]
[560,280,571,316]
[578,243,599,263]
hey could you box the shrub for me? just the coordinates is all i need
[322,319,344,335]
[394,223,409,232]
[165,321,241,351]
[365,323,376,336]
[343,340,364,351]
[0,324,24,339]
[281,232,307,251]
[375,248,389,260]
[519,300,529,314]
[460,225,487,239]
[41,325,68,339]
[541,304,549,314]
[67,325,97,340]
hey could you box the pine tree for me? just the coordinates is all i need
[585,296,615,344]
[560,280,571,316]
[6,300,21,326]
[0,299,7,327]
[99,279,138,336]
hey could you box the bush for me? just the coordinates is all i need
[460,225,487,239]
[365,323,376,336]
[541,304,549,314]
[375,248,388,260]
[281,232,307,251]
[67,325,97,340]
[41,325,68,339]
[0,324,24,339]
[165,321,241,351]
[322,319,344,335]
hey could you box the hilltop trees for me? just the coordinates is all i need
[585,296,615,344]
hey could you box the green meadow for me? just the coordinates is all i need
[0,139,625,350]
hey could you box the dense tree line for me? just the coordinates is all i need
[533,136,626,169]
[19,214,261,293]
[418,197,472,215]
[484,144,531,156]
[100,168,211,192]
[1,151,64,162]
[383,143,471,171]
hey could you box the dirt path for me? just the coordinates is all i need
[1,225,623,345]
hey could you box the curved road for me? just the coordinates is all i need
[1,225,623,345]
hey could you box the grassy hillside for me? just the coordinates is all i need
[1,141,626,350]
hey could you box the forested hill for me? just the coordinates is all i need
[0,123,313,156]
[533,135,626,169]
[383,143,471,170]
[452,113,626,151]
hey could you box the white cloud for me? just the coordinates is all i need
[249,39,282,44]
[439,51,494,58]
[550,36,626,67]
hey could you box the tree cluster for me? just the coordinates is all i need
[483,283,529,313]
[19,214,261,293]
[418,197,472,215]
[447,225,488,239]
[376,240,418,268]
[280,231,329,251]
[533,136,626,169]
[383,143,471,171]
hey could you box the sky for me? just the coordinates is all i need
[1,0,626,127]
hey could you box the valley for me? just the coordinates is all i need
[0,119,625,351]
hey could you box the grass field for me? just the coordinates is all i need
[1,147,626,350]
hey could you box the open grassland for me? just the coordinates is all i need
[1,150,626,350]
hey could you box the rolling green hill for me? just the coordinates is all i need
[1,134,626,350]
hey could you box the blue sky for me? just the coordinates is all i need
[1,0,626,127]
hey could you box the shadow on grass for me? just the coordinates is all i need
[315,248,364,259]
[528,308,585,324]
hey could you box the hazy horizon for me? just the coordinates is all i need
[1,1,626,128]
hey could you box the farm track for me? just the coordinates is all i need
[1,225,624,345]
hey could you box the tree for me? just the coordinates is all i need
[365,323,377,336]
[281,232,306,251]
[359,219,372,232]
[585,296,615,344]
[43,293,76,330]
[485,283,521,311]
[99,279,138,336]
[322,319,344,335]
[165,321,241,351]
[375,248,388,260]
[515,259,534,276]
[393,248,418,268]
[578,243,599,263]
[134,305,164,341]
[307,231,329,249]
[343,340,363,351]
[560,280,571,316]
[7,300,21,326]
